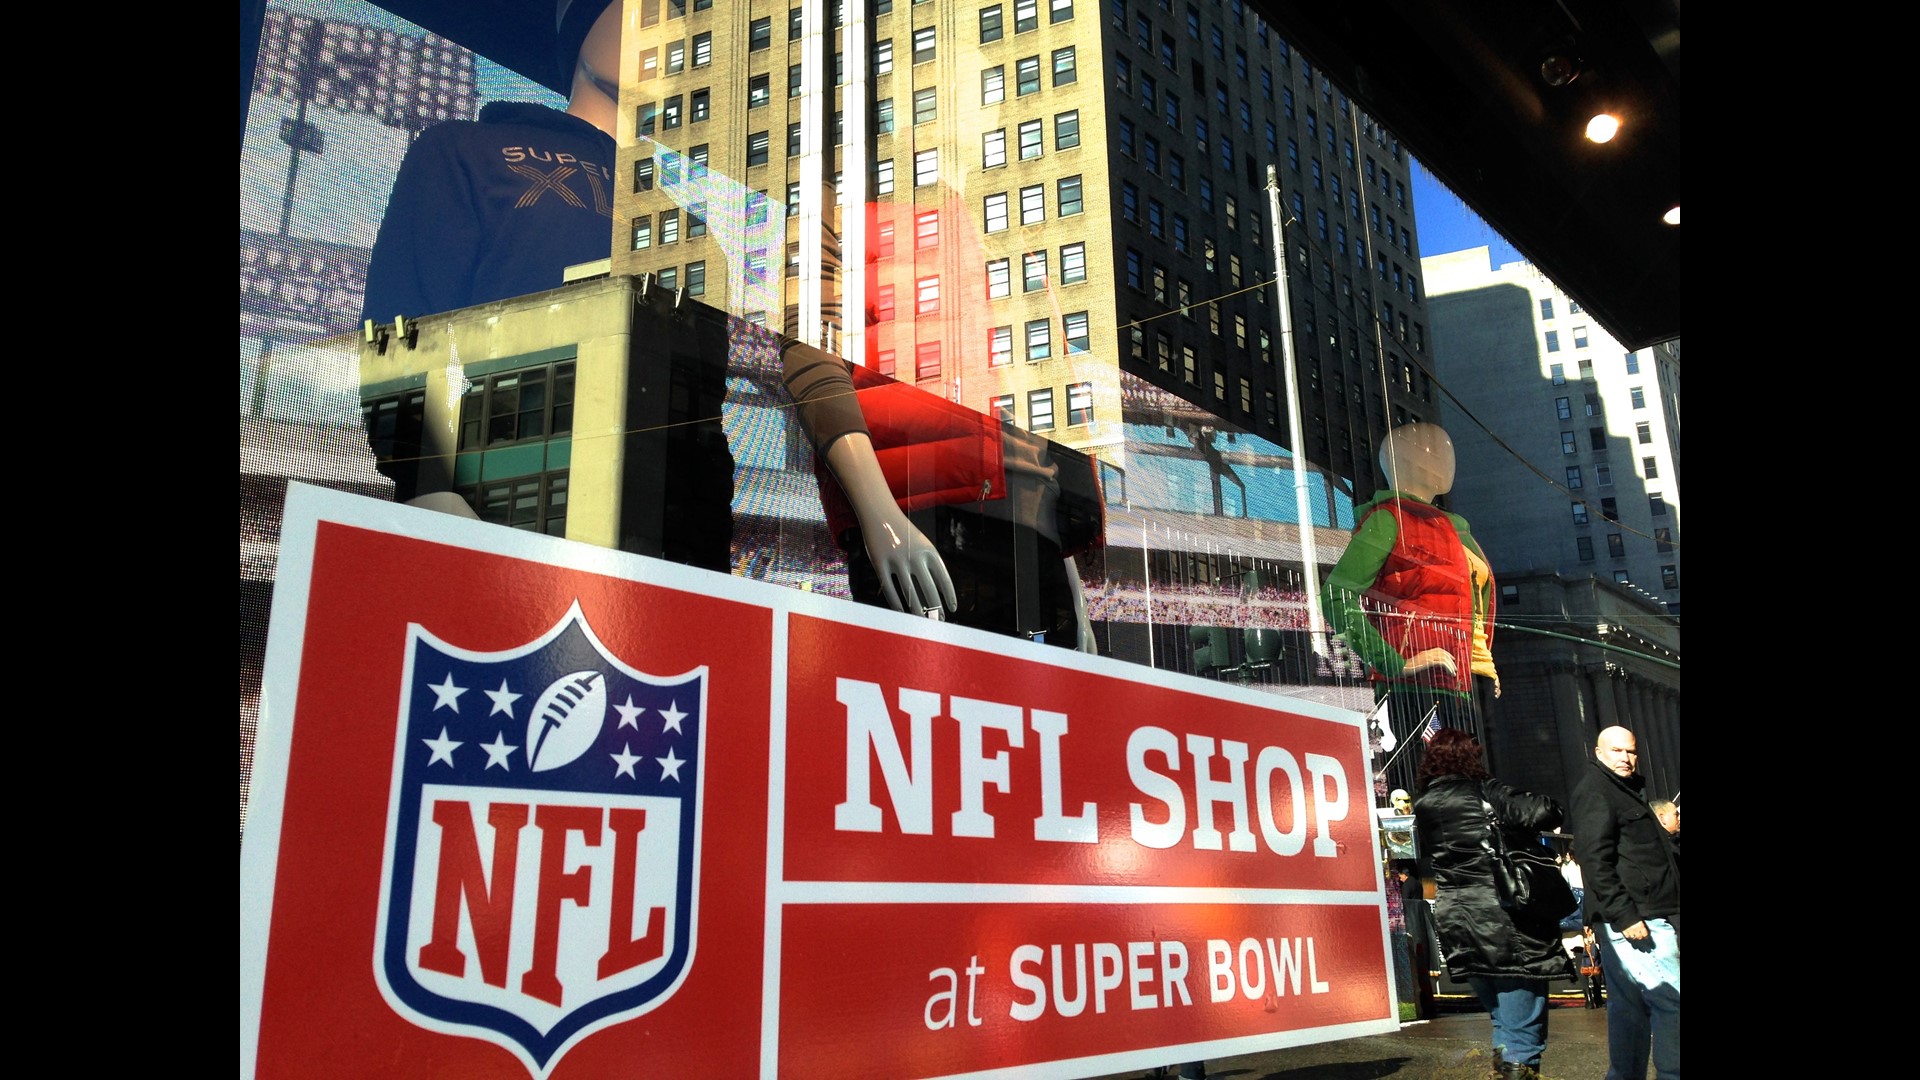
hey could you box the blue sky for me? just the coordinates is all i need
[1411,160,1523,268]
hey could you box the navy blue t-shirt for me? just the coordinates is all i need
[360,102,616,322]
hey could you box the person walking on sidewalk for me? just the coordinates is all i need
[1414,728,1573,1079]
[1569,726,1680,1080]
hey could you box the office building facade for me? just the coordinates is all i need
[608,0,1439,496]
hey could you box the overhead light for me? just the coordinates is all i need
[1662,205,1681,226]
[1585,113,1621,143]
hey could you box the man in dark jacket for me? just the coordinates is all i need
[1568,726,1680,1080]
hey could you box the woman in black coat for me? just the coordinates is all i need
[1414,728,1574,1080]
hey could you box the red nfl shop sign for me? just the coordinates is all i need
[241,485,1396,1080]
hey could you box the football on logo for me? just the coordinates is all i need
[526,670,607,772]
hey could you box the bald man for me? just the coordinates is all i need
[1568,726,1681,1080]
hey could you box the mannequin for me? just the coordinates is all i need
[1322,423,1496,736]
[783,336,1101,645]
[360,0,624,324]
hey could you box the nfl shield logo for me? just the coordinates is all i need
[373,602,706,1077]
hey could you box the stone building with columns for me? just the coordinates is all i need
[1476,569,1680,809]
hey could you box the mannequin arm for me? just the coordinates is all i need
[823,432,958,614]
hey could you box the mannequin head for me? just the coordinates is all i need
[1390,788,1413,815]
[1378,422,1456,501]
[558,0,622,136]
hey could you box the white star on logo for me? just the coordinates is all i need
[660,700,688,736]
[429,674,467,713]
[423,727,462,767]
[485,680,522,718]
[481,732,517,771]
[657,747,686,782]
[615,696,646,729]
[612,742,644,779]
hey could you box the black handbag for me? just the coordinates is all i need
[1479,781,1578,920]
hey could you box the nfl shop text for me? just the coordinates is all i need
[241,485,1396,1080]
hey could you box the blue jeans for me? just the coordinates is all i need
[1466,976,1548,1067]
[1595,916,1681,1080]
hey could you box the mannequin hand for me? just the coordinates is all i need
[861,504,957,615]
[1403,648,1458,678]
[823,433,957,617]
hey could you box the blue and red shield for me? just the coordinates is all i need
[373,603,706,1076]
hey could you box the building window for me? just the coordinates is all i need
[1022,250,1048,291]
[1029,387,1055,430]
[1057,174,1083,216]
[1550,363,1565,385]
[981,5,1004,41]
[874,285,895,322]
[458,360,577,451]
[687,202,707,237]
[1125,249,1142,290]
[1630,386,1646,409]
[1020,183,1045,224]
[1052,46,1077,84]
[915,210,940,249]
[659,208,680,245]
[1051,0,1074,23]
[1573,325,1590,348]
[915,274,941,314]
[914,148,938,185]
[1571,501,1589,525]
[989,325,1013,367]
[1576,536,1595,562]
[983,65,1006,104]
[690,89,710,123]
[1625,352,1641,374]
[1636,421,1653,444]
[984,192,1009,232]
[1544,330,1560,352]
[1017,55,1041,94]
[1606,534,1626,558]
[1661,565,1678,590]
[1016,0,1040,31]
[1063,310,1090,352]
[1555,396,1572,421]
[913,26,937,63]
[1019,119,1044,160]
[630,216,651,250]
[1587,427,1605,451]
[789,65,803,98]
[1579,358,1594,381]
[1560,431,1577,455]
[1060,242,1086,284]
[747,130,769,166]
[1599,497,1619,523]
[1655,528,1673,553]
[984,128,1007,168]
[1643,456,1659,479]
[875,40,894,74]
[685,261,705,296]
[915,341,942,381]
[914,86,937,124]
[1055,110,1081,149]
[986,258,1011,298]
[990,393,1015,422]
[1564,465,1582,489]
[1026,318,1051,361]
[1649,493,1668,517]
[634,158,654,192]
[874,158,895,195]
[1595,462,1613,486]
[1613,570,1630,584]
[1067,380,1093,424]
[875,350,896,377]
[661,95,683,129]
[750,16,772,50]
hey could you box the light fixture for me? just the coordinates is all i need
[1662,205,1681,226]
[1585,112,1621,143]
[1539,55,1581,87]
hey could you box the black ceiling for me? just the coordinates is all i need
[243,0,1681,349]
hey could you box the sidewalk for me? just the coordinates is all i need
[1090,1003,1647,1080]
